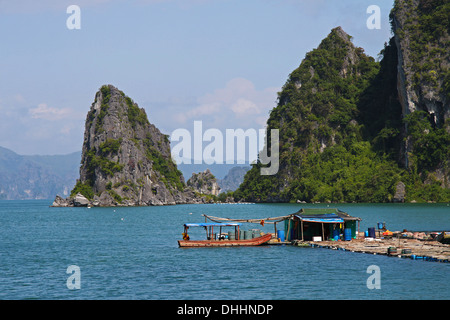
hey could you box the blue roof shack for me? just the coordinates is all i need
[285,208,361,242]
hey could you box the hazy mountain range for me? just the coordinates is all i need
[0,145,248,200]
[0,146,81,200]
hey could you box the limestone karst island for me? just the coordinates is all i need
[53,0,448,207]
[53,85,221,207]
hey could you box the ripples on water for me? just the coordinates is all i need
[0,201,448,299]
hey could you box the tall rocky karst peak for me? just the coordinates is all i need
[236,3,449,204]
[317,26,362,77]
[271,26,378,154]
[318,26,354,55]
[69,84,195,206]
[237,26,382,203]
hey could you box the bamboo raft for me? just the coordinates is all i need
[293,238,450,263]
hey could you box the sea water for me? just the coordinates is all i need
[0,200,448,300]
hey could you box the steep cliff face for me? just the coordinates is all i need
[390,0,449,185]
[55,84,198,206]
[391,0,449,126]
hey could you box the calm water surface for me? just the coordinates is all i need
[0,200,449,300]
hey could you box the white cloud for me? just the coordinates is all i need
[0,98,84,155]
[231,98,260,116]
[173,102,221,124]
[188,102,222,118]
[29,103,73,121]
[173,77,279,129]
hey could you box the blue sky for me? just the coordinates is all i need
[0,0,394,155]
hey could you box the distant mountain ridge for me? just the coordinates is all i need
[0,146,80,200]
[0,144,248,201]
[218,166,250,192]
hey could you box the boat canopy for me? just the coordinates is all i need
[202,214,289,224]
[184,222,242,228]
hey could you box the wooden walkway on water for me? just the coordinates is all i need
[290,238,450,263]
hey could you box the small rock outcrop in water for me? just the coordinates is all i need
[53,84,200,207]
[187,169,221,196]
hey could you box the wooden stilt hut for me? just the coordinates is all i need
[285,208,361,241]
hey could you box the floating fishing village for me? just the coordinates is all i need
[179,208,450,264]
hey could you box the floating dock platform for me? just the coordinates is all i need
[292,238,450,263]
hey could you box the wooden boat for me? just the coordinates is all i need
[178,222,273,247]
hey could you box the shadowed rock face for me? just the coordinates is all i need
[53,84,201,207]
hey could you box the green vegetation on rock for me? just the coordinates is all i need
[70,180,94,200]
[69,84,189,206]
[391,0,450,97]
[235,11,449,204]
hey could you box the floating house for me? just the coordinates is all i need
[284,208,361,241]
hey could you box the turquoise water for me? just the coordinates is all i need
[0,200,449,300]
